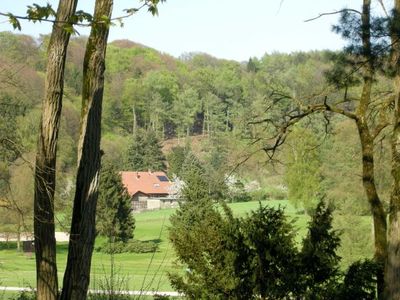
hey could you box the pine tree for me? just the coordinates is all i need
[180,152,209,202]
[144,130,167,171]
[97,163,135,243]
[166,145,190,178]
[126,129,166,172]
[299,200,341,297]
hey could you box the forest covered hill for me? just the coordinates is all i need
[0,31,391,266]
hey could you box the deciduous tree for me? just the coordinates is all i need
[251,2,389,294]
[32,1,78,299]
[60,1,113,298]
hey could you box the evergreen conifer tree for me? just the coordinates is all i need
[166,145,190,178]
[127,129,166,172]
[97,163,135,243]
[180,152,209,202]
[299,200,341,297]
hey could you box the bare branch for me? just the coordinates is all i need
[373,121,390,139]
[305,9,362,23]
[378,0,389,17]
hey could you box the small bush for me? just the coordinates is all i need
[249,189,267,201]
[124,240,158,253]
[10,290,36,300]
[0,241,17,250]
[337,259,379,300]
[153,294,171,300]
[96,240,158,254]
[249,186,287,201]
[265,186,287,200]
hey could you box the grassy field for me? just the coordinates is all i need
[0,199,370,294]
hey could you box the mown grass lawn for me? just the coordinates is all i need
[0,200,311,292]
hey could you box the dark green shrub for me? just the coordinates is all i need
[96,240,158,254]
[124,240,158,253]
[0,241,17,250]
[337,259,378,300]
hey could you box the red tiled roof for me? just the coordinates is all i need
[120,171,172,196]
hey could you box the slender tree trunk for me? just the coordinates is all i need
[357,120,387,298]
[355,2,387,297]
[133,104,137,135]
[226,109,229,132]
[33,1,77,299]
[60,1,113,299]
[385,1,400,298]
[386,105,400,299]
[207,106,210,137]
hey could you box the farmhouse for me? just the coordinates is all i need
[121,171,178,211]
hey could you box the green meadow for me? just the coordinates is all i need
[0,199,368,293]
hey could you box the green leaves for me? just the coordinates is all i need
[6,3,56,31]
[7,14,21,31]
[26,3,55,22]
[123,8,139,15]
[62,23,76,35]
[3,0,166,32]
[124,0,166,17]
[145,0,167,16]
[71,10,93,24]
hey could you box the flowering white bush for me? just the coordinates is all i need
[167,175,186,199]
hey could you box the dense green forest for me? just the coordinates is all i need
[0,30,391,266]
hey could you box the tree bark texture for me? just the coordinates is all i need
[356,1,387,297]
[60,1,113,299]
[33,1,78,299]
[385,0,400,298]
[357,120,387,298]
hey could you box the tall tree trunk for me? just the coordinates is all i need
[60,1,113,299]
[33,1,78,299]
[385,0,400,298]
[355,2,387,297]
[386,93,400,299]
[133,104,137,135]
[357,120,387,298]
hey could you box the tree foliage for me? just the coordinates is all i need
[97,163,135,243]
[169,193,362,299]
[299,201,341,298]
[284,126,323,213]
[126,128,167,172]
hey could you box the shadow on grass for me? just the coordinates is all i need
[56,242,69,253]
[144,238,162,245]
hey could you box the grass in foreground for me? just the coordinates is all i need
[0,199,371,293]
